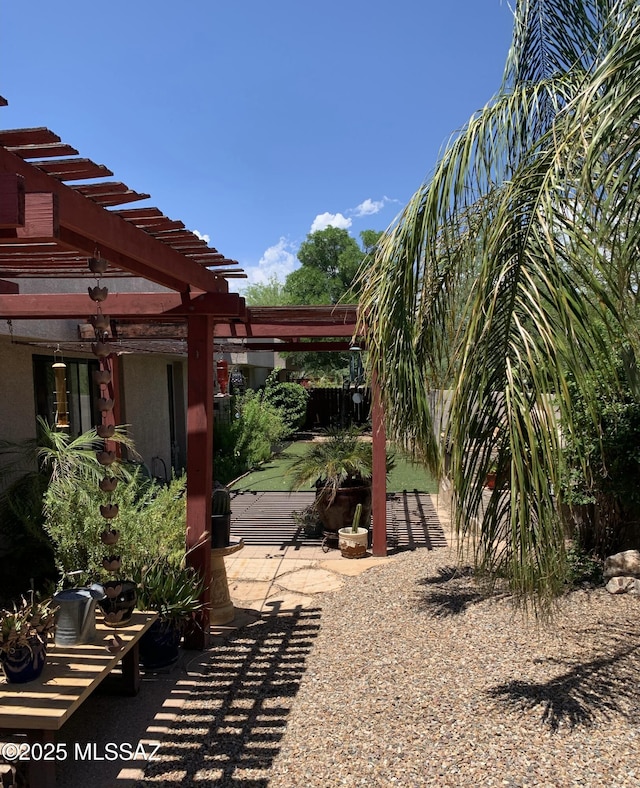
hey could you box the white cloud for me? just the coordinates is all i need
[238,237,298,290]
[310,212,352,233]
[193,229,210,244]
[353,198,385,217]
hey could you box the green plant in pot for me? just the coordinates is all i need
[338,503,369,558]
[287,427,394,535]
[0,594,56,683]
[130,554,204,669]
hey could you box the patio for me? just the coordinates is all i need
[13,495,452,788]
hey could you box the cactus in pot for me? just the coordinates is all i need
[211,482,232,549]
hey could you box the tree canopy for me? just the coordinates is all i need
[359,0,640,608]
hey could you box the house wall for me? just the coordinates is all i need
[0,336,38,444]
[119,354,187,480]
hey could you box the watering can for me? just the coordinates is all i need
[53,584,106,646]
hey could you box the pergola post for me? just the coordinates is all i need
[184,314,214,649]
[371,369,387,557]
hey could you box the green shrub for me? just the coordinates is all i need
[564,544,603,587]
[234,390,286,469]
[263,381,309,436]
[43,471,187,584]
[560,349,640,557]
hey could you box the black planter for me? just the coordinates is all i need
[98,580,137,627]
[211,514,231,549]
[139,620,181,669]
[1,637,47,683]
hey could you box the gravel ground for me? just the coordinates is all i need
[139,546,640,787]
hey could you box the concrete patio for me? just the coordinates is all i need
[21,493,451,787]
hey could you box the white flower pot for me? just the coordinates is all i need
[338,527,368,559]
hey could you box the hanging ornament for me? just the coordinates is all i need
[52,346,69,429]
[216,358,229,394]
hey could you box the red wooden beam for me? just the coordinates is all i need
[214,323,356,338]
[0,145,229,293]
[0,291,245,319]
[371,369,387,557]
[0,173,24,228]
[185,314,214,649]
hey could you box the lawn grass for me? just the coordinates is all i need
[229,440,438,493]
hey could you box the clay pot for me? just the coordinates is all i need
[100,529,120,545]
[97,451,116,466]
[97,398,114,412]
[97,424,115,439]
[100,503,119,519]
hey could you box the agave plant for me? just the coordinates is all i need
[130,555,204,629]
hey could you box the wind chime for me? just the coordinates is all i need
[52,346,69,429]
[87,253,129,624]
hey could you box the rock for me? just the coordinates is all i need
[605,576,640,594]
[603,550,640,579]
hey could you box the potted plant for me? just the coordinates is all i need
[130,555,204,669]
[338,503,368,558]
[0,594,56,683]
[287,427,393,535]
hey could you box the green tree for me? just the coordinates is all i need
[282,228,381,379]
[243,275,291,306]
[283,227,380,305]
[359,0,640,607]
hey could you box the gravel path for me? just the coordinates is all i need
[139,545,640,787]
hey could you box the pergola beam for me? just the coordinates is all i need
[0,145,228,294]
[0,291,245,320]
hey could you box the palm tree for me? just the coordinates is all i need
[359,0,640,607]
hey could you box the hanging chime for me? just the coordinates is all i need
[52,346,69,429]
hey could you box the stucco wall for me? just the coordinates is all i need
[0,336,38,444]
[120,354,177,479]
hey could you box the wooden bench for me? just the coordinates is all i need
[0,611,157,788]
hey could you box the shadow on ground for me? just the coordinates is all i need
[488,629,640,731]
[136,606,321,787]
[413,564,493,617]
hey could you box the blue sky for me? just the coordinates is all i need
[1,1,514,291]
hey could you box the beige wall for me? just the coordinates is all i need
[0,336,38,444]
[120,354,184,480]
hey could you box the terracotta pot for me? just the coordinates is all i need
[315,485,372,533]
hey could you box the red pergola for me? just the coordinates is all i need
[0,122,387,647]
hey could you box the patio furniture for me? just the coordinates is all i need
[0,610,157,788]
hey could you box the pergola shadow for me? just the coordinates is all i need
[136,606,321,786]
[229,491,447,553]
